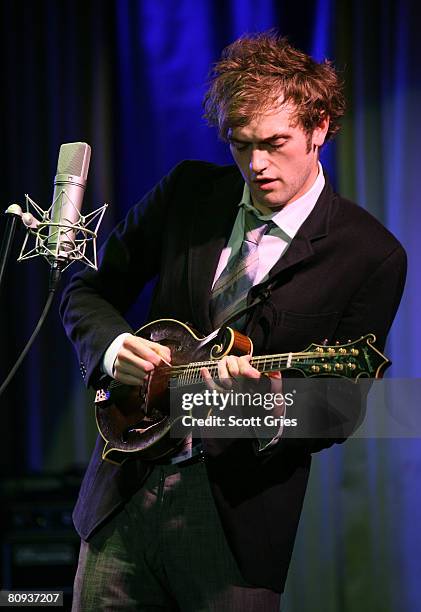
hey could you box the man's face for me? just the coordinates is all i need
[228,103,329,213]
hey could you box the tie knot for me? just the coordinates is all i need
[244,211,274,245]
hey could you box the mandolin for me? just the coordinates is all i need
[94,318,390,465]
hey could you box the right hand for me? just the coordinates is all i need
[112,335,171,386]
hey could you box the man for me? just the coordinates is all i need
[61,32,406,611]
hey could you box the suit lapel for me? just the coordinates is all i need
[188,169,335,332]
[189,167,243,334]
[266,178,334,281]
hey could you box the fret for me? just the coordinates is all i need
[166,336,382,386]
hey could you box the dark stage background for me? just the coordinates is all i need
[0,1,420,610]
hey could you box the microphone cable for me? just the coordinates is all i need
[0,271,59,399]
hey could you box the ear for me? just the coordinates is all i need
[312,116,330,147]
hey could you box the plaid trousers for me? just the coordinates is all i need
[72,460,281,611]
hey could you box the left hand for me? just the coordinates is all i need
[201,354,282,393]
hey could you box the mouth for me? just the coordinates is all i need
[252,178,277,191]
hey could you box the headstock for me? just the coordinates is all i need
[294,334,390,380]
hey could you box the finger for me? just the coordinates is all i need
[123,336,170,366]
[113,371,145,386]
[201,367,223,393]
[112,358,147,385]
[217,356,229,378]
[113,363,149,385]
[201,366,213,386]
[269,371,283,394]
[238,354,261,378]
[122,336,161,365]
[217,357,233,390]
[225,355,240,377]
[113,357,151,379]
[116,347,156,375]
[141,338,172,363]
[269,377,282,395]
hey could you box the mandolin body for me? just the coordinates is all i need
[95,319,251,464]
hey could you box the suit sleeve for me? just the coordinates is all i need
[333,244,407,352]
[263,242,407,459]
[59,162,186,388]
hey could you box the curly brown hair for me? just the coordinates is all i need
[203,31,345,143]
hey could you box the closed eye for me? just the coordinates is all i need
[229,140,287,152]
[267,143,285,150]
[230,141,250,151]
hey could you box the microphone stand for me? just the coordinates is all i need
[0,204,23,296]
[0,192,107,397]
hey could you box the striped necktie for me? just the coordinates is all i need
[210,211,274,330]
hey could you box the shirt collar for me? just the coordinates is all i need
[239,162,326,239]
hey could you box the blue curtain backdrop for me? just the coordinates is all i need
[0,1,419,610]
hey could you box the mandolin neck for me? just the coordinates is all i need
[171,349,345,386]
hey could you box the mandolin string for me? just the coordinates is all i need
[169,351,352,374]
[107,351,355,390]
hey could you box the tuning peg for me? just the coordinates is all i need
[322,338,329,346]
[335,340,340,345]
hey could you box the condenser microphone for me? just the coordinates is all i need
[47,142,91,262]
[17,141,106,280]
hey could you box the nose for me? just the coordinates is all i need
[249,148,268,176]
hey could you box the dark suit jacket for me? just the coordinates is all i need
[60,160,406,592]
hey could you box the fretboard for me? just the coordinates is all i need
[170,351,334,387]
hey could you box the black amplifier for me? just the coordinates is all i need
[0,472,82,610]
